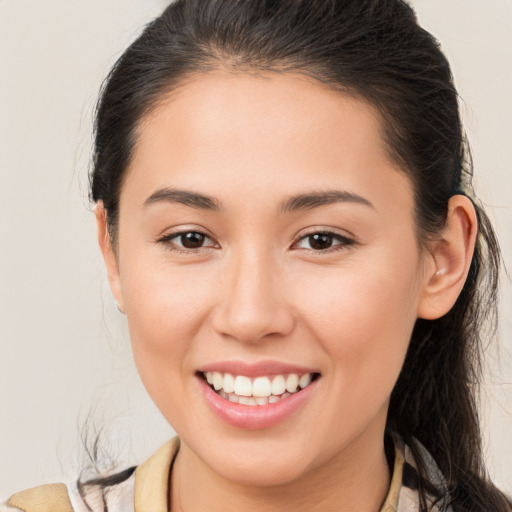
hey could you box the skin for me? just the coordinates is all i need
[97,71,477,512]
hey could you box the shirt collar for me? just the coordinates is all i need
[132,435,443,512]
[134,437,180,512]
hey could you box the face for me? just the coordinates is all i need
[104,72,431,486]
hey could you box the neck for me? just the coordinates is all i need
[170,428,391,512]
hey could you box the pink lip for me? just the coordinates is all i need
[197,373,320,430]
[197,360,318,377]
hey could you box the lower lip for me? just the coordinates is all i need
[198,376,319,430]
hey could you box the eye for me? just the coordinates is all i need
[293,231,354,252]
[158,230,218,252]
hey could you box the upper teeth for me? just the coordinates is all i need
[204,372,313,397]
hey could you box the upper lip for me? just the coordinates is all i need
[197,360,319,377]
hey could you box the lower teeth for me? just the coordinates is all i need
[217,390,293,405]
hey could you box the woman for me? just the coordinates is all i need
[3,0,511,511]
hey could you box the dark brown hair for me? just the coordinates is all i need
[89,1,510,510]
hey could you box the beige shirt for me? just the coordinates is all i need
[3,435,451,512]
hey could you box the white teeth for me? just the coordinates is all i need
[252,376,272,397]
[204,371,316,402]
[271,375,286,395]
[212,371,223,391]
[223,373,235,393]
[234,375,252,397]
[285,374,299,393]
[299,373,312,389]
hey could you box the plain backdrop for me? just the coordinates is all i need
[1,0,511,498]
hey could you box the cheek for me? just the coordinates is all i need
[294,249,421,398]
[123,254,215,336]
[119,255,217,409]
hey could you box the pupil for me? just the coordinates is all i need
[181,232,205,249]
[309,233,332,250]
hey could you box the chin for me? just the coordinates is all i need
[198,438,317,487]
[214,455,311,487]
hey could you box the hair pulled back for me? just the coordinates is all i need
[90,1,509,510]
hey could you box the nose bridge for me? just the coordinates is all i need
[213,243,294,343]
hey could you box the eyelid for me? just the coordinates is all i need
[293,225,356,241]
[156,226,219,252]
[291,227,357,252]
[155,225,357,254]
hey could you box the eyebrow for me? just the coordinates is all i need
[143,187,221,211]
[142,187,373,213]
[279,190,374,213]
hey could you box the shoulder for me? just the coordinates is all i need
[2,437,180,512]
[393,434,453,512]
[2,483,73,512]
[2,474,137,512]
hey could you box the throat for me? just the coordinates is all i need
[169,435,392,512]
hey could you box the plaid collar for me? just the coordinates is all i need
[49,435,451,512]
[132,435,450,512]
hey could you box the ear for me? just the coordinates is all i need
[95,202,125,313]
[417,195,478,320]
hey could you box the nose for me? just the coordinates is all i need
[211,247,295,344]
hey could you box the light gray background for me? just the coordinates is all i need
[1,0,511,498]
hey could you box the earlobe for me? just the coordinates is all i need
[95,202,125,312]
[417,195,478,320]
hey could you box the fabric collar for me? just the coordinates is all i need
[134,437,180,512]
[132,436,412,511]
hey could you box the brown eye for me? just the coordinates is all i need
[178,232,207,249]
[294,231,354,252]
[159,230,217,252]
[308,233,334,250]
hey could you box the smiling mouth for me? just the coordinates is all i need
[199,371,321,406]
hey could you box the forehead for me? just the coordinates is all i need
[124,71,412,215]
[134,70,386,164]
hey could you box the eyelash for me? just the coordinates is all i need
[157,230,218,254]
[157,229,356,254]
[291,230,356,254]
